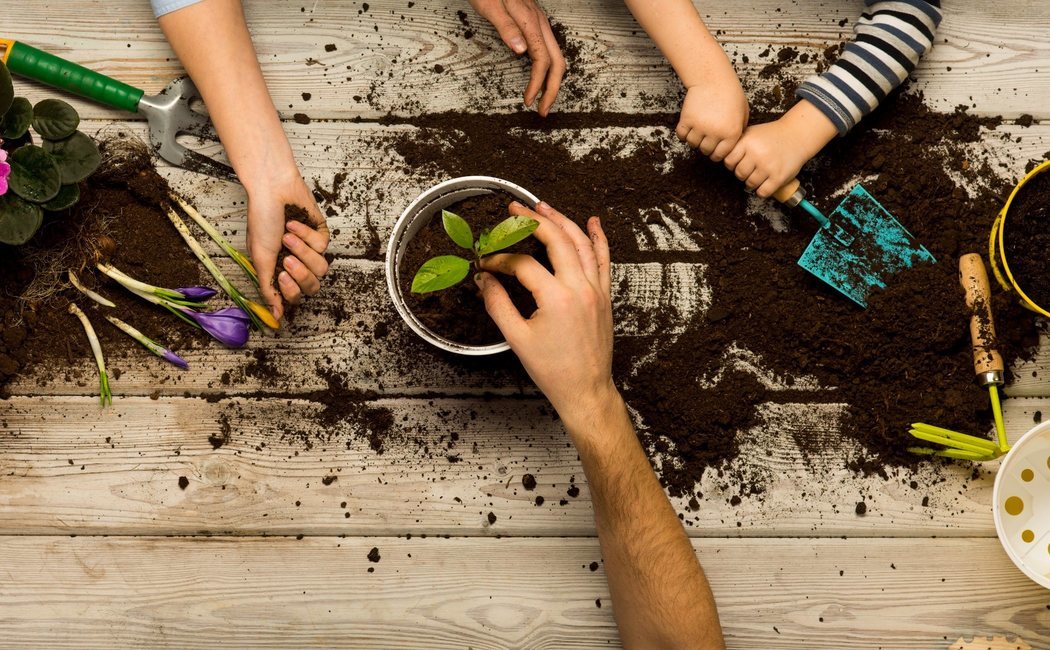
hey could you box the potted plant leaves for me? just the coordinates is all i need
[386,176,543,355]
[0,60,101,246]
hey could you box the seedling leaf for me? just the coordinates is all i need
[33,99,80,140]
[43,131,101,183]
[0,193,44,245]
[42,183,80,212]
[1,97,32,139]
[478,215,539,255]
[0,61,13,116]
[442,210,474,250]
[411,255,471,293]
[9,145,61,203]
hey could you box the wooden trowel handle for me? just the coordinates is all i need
[959,253,1004,385]
[772,178,804,207]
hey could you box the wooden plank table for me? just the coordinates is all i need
[2,0,1050,647]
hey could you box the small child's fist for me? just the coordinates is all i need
[722,100,839,198]
[676,81,749,162]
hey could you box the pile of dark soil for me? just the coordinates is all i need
[388,88,1043,494]
[1003,170,1050,311]
[0,137,204,394]
[399,191,542,345]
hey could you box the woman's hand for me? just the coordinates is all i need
[246,169,330,320]
[467,0,566,116]
[476,201,616,429]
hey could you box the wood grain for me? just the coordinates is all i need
[4,0,1050,120]
[0,535,1046,649]
[1,395,1046,537]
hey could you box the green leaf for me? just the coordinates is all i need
[411,255,471,293]
[0,193,44,245]
[478,215,539,256]
[42,183,80,212]
[9,145,61,203]
[42,131,101,184]
[0,61,13,117]
[1,97,32,139]
[441,210,474,250]
[33,99,80,140]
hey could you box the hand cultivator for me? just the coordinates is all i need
[0,38,237,183]
[908,253,1009,461]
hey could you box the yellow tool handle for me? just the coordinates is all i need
[959,253,1004,384]
[773,178,802,205]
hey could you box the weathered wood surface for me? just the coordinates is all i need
[0,535,1046,649]
[1,395,1046,537]
[3,0,1050,120]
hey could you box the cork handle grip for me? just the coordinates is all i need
[959,253,1004,379]
[772,178,801,204]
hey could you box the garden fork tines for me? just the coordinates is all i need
[139,77,238,184]
[907,254,1010,462]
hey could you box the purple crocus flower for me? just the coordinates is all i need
[176,286,218,301]
[161,349,190,369]
[182,306,251,348]
[0,148,10,197]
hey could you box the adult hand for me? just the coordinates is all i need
[677,78,749,162]
[467,0,566,116]
[247,169,330,320]
[722,99,838,198]
[476,201,616,426]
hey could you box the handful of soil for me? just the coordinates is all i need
[399,192,545,346]
[275,204,312,295]
[1003,170,1050,311]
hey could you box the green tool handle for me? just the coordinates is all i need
[5,41,144,113]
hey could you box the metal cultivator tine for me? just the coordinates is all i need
[138,76,238,183]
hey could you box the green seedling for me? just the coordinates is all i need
[411,209,539,294]
[0,60,101,246]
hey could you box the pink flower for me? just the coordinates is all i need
[0,147,9,197]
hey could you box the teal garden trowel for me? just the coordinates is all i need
[772,178,935,307]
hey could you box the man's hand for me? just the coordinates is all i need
[476,201,615,426]
[468,0,565,116]
[677,77,749,161]
[247,170,330,320]
[722,99,839,198]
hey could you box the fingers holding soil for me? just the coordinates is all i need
[282,254,322,296]
[282,232,330,278]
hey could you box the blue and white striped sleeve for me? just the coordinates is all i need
[796,0,943,135]
[151,0,204,17]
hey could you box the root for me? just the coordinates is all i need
[14,134,154,314]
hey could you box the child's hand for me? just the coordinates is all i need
[677,77,749,161]
[723,99,838,198]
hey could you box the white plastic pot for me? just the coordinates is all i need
[385,176,540,355]
[993,419,1050,589]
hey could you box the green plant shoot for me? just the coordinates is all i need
[410,209,539,294]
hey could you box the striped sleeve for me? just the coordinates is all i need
[795,0,943,135]
[151,0,204,17]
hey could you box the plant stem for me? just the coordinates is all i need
[105,315,189,369]
[164,207,279,331]
[169,193,259,286]
[96,263,205,307]
[68,303,112,406]
[68,271,116,308]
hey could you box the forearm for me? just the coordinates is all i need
[796,0,942,134]
[622,0,733,89]
[158,0,297,192]
[567,392,724,649]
